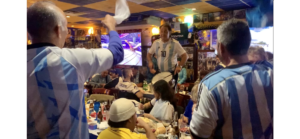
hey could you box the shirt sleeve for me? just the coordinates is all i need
[148,40,158,54]
[174,41,186,56]
[164,102,174,121]
[178,68,187,84]
[150,98,156,106]
[190,84,218,138]
[104,78,119,89]
[184,99,194,121]
[131,83,140,94]
[60,31,123,81]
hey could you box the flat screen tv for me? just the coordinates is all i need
[249,26,273,53]
[101,32,142,66]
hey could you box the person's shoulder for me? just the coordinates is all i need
[202,65,253,91]
[254,60,273,70]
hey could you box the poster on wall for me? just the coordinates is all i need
[198,52,217,72]
[220,11,233,20]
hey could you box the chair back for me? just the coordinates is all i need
[92,88,106,94]
[89,94,115,102]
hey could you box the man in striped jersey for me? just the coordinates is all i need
[147,23,188,87]
[27,2,123,139]
[190,19,273,139]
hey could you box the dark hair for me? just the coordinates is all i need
[265,51,273,60]
[108,119,128,128]
[160,23,172,38]
[132,66,138,70]
[153,80,176,109]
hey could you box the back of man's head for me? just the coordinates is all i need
[217,19,251,56]
[27,1,67,47]
[123,68,133,79]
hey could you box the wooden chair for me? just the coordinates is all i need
[175,93,191,111]
[107,89,119,99]
[92,88,106,94]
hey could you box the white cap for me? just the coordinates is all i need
[109,98,136,122]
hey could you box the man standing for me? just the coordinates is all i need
[190,19,273,139]
[147,23,188,87]
[27,2,123,139]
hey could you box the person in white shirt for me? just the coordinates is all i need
[27,2,123,138]
[147,23,188,87]
[139,80,176,123]
[115,68,144,101]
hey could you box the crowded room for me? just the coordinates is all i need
[26,0,274,139]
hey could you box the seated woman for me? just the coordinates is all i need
[139,80,176,123]
[179,84,199,125]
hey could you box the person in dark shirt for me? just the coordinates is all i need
[104,69,123,89]
[131,66,145,87]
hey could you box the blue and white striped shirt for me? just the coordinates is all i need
[190,61,273,139]
[27,31,123,139]
[148,39,186,72]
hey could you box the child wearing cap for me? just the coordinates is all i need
[97,98,156,139]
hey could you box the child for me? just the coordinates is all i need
[139,80,176,123]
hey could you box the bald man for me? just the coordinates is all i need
[27,1,123,139]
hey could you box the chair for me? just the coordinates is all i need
[92,88,106,94]
[89,94,115,102]
[175,93,190,111]
[107,89,119,99]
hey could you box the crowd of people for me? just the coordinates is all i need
[27,1,273,139]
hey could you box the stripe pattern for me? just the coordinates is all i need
[27,47,88,139]
[192,62,273,139]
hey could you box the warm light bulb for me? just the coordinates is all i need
[88,27,94,35]
[192,8,196,11]
[184,15,193,24]
[66,16,70,18]
[152,27,159,35]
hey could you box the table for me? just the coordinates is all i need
[88,117,107,139]
[139,87,155,99]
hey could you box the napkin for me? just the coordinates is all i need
[114,0,130,24]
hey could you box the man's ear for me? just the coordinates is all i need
[219,43,226,55]
[54,25,61,38]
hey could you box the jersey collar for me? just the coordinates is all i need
[27,43,56,50]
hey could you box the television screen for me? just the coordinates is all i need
[249,26,273,53]
[101,32,142,66]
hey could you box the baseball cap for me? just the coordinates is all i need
[109,69,122,77]
[109,98,136,122]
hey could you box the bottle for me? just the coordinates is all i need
[97,107,102,122]
[172,111,179,137]
[102,105,107,122]
[105,100,110,110]
[143,80,147,90]
[179,114,186,130]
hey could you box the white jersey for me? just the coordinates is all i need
[149,98,174,122]
[115,81,140,94]
[149,39,186,72]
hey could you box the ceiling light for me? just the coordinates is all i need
[66,16,70,18]
[71,25,74,27]
[192,8,196,11]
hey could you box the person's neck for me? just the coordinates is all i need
[161,38,169,43]
[227,55,249,67]
[32,39,58,46]
[123,77,131,82]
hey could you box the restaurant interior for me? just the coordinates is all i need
[27,0,273,139]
